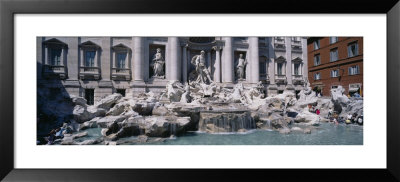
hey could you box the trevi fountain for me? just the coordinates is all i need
[37,47,363,145]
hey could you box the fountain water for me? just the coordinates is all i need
[198,109,256,133]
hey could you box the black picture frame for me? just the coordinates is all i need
[1,0,399,181]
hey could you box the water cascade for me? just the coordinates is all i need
[198,109,256,133]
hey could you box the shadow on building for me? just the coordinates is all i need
[37,61,74,144]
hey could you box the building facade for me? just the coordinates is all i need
[37,37,308,104]
[307,37,363,97]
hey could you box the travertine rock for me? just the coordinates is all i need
[72,105,106,123]
[94,93,123,110]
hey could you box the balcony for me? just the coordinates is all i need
[43,65,67,79]
[291,45,302,53]
[111,68,131,81]
[79,66,100,80]
[274,37,285,43]
[274,44,286,52]
[292,40,301,46]
[292,75,304,85]
[275,74,287,84]
[274,38,286,52]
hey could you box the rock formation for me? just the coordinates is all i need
[38,79,363,145]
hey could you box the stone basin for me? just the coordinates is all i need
[200,109,251,113]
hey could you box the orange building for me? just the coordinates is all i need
[307,37,363,97]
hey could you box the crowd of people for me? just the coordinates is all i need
[308,104,363,126]
[328,109,363,126]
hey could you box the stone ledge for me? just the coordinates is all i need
[98,80,113,88]
[63,80,81,88]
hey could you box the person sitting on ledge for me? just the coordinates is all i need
[55,127,65,139]
[47,129,56,145]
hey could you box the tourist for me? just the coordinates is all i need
[345,114,352,124]
[308,104,312,112]
[333,118,339,125]
[328,108,333,118]
[357,115,363,125]
[47,129,56,145]
[316,108,320,115]
[351,113,358,123]
[337,117,344,123]
[55,127,65,139]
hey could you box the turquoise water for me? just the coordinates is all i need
[81,122,363,145]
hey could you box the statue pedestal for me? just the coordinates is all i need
[147,77,169,93]
[148,77,168,85]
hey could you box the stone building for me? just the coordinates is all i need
[37,37,308,105]
[307,37,363,97]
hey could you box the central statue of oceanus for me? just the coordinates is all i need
[190,50,213,84]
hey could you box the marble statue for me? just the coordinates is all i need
[180,84,192,103]
[191,50,213,84]
[151,48,165,77]
[236,54,247,80]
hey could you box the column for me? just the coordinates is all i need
[112,51,116,68]
[285,37,292,84]
[213,46,221,83]
[268,37,275,84]
[207,51,212,73]
[301,37,308,82]
[222,37,234,83]
[182,45,188,83]
[249,37,260,83]
[80,47,84,67]
[168,37,181,82]
[37,37,43,79]
[133,37,144,81]
[187,49,191,76]
[44,46,49,65]
[60,48,64,66]
[100,37,111,80]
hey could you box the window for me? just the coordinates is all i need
[85,89,94,105]
[116,89,126,97]
[314,40,320,50]
[331,69,339,77]
[348,65,360,75]
[330,49,339,62]
[347,42,359,57]
[330,37,338,44]
[277,62,284,75]
[50,48,62,65]
[43,38,67,68]
[85,51,96,67]
[259,60,267,75]
[314,73,321,80]
[116,53,127,69]
[314,54,321,66]
[294,63,301,75]
[291,37,301,42]
[235,37,247,41]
